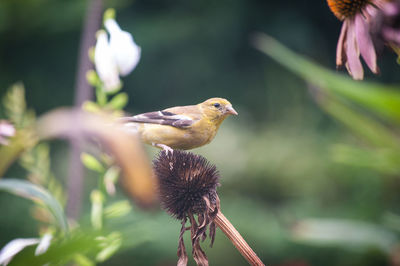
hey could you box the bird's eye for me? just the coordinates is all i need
[213,103,221,108]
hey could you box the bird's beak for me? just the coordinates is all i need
[226,106,238,115]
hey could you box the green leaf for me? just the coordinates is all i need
[332,144,400,174]
[95,86,108,107]
[292,218,398,254]
[104,166,120,184]
[86,70,99,87]
[73,254,95,266]
[0,130,37,178]
[103,8,116,23]
[390,44,400,65]
[104,200,131,219]
[19,142,66,207]
[90,190,104,230]
[81,153,105,173]
[19,143,51,184]
[95,232,122,262]
[10,231,102,265]
[3,83,27,128]
[0,179,68,232]
[316,92,400,148]
[383,212,400,233]
[107,92,128,110]
[82,101,101,113]
[103,166,120,195]
[253,33,400,124]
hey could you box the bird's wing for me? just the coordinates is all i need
[122,105,201,129]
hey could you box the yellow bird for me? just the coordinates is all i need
[122,98,238,150]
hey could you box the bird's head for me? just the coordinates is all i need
[199,98,238,123]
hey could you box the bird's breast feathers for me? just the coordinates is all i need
[138,119,217,150]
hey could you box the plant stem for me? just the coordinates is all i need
[67,0,103,219]
[214,211,265,266]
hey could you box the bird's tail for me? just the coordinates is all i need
[116,117,139,132]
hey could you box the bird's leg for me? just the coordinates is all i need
[153,143,174,154]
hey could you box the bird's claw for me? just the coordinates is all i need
[153,143,174,155]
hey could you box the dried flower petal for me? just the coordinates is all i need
[36,109,157,207]
[336,19,349,67]
[177,218,188,266]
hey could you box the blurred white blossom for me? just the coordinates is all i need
[34,233,52,256]
[105,19,141,76]
[0,238,39,265]
[0,233,53,265]
[94,18,141,92]
[94,30,121,92]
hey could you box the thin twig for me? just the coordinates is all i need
[213,210,265,266]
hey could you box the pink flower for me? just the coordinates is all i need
[0,120,15,145]
[370,0,400,51]
[327,0,385,80]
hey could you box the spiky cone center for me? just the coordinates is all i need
[327,0,370,20]
[153,150,221,266]
[153,150,220,220]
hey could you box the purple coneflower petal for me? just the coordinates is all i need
[336,20,349,67]
[365,4,376,18]
[382,27,400,45]
[345,18,364,80]
[382,1,399,16]
[355,13,379,74]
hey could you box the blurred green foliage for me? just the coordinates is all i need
[1,0,400,266]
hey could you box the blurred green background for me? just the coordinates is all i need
[1,0,400,265]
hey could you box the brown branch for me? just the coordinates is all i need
[213,210,265,266]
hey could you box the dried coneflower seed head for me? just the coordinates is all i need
[153,150,265,266]
[153,150,220,220]
[153,150,221,266]
[327,0,369,20]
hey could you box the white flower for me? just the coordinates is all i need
[105,19,141,76]
[94,30,121,92]
[0,234,53,265]
[0,238,39,265]
[34,233,52,256]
